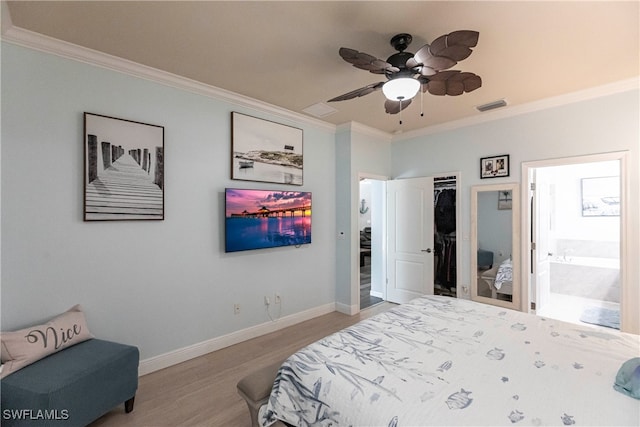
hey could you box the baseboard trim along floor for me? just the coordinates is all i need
[138,302,336,376]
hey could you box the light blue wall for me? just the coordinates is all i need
[3,39,639,361]
[334,125,391,312]
[391,89,640,331]
[334,130,352,306]
[1,43,337,360]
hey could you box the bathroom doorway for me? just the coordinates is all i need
[527,156,624,330]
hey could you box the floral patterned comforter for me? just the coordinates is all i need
[260,296,640,426]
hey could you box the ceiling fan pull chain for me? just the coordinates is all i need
[420,87,424,117]
[399,99,403,125]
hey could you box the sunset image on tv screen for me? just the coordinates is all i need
[225,189,311,252]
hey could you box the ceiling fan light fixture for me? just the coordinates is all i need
[382,78,420,101]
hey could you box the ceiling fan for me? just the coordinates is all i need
[328,31,482,119]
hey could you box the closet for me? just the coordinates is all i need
[434,176,457,297]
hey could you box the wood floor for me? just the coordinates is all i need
[360,257,383,309]
[90,302,395,427]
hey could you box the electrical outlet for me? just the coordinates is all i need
[264,296,271,306]
[274,294,281,304]
[234,303,240,315]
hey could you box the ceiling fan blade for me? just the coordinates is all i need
[427,55,457,70]
[359,59,398,74]
[410,44,432,67]
[446,81,465,96]
[464,74,482,92]
[339,47,398,74]
[328,81,384,102]
[425,80,447,96]
[428,70,461,81]
[418,65,438,77]
[430,31,479,61]
[435,45,473,62]
[410,43,456,71]
[448,30,479,48]
[425,71,482,96]
[384,98,412,114]
[449,72,482,93]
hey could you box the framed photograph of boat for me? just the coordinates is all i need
[84,112,164,221]
[231,112,303,185]
[581,176,620,217]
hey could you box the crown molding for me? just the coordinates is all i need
[1,1,13,35]
[393,77,640,142]
[2,23,637,142]
[1,25,337,133]
[336,121,393,142]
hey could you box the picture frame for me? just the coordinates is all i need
[498,190,513,210]
[480,154,510,179]
[581,176,620,217]
[231,112,303,185]
[84,112,164,221]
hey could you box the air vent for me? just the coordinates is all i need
[303,102,338,118]
[476,99,507,112]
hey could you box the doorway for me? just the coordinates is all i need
[386,177,435,304]
[526,155,624,331]
[433,175,459,298]
[358,177,385,310]
[356,173,461,310]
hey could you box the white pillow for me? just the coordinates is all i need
[0,305,94,379]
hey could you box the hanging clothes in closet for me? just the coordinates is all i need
[434,178,457,294]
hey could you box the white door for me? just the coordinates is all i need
[386,177,434,304]
[532,174,552,314]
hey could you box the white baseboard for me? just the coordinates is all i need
[138,302,336,376]
[335,301,358,315]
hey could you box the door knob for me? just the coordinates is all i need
[421,248,432,253]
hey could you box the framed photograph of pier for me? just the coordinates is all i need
[231,112,303,185]
[84,112,164,221]
[480,154,509,179]
[225,188,311,252]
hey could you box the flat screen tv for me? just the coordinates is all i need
[225,188,312,252]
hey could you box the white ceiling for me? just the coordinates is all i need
[4,1,639,135]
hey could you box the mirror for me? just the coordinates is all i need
[471,183,521,310]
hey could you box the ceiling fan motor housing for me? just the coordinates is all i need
[390,33,412,51]
[386,51,416,79]
[386,34,420,80]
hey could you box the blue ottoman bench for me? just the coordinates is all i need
[1,338,139,426]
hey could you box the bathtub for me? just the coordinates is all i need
[551,256,619,269]
[549,256,619,303]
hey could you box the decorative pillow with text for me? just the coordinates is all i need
[0,304,94,379]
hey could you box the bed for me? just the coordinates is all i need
[259,295,639,426]
[480,258,513,299]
